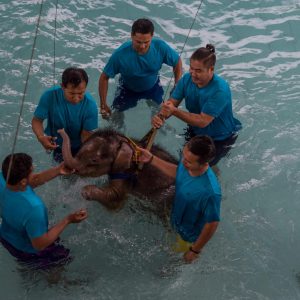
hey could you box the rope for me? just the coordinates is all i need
[163,0,205,101]
[53,0,59,85]
[48,0,59,153]
[6,0,44,184]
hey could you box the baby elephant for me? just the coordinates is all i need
[58,128,177,212]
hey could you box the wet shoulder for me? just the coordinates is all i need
[211,74,230,92]
[113,40,133,56]
[206,167,221,197]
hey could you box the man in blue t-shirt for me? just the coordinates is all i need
[138,136,221,263]
[0,153,87,268]
[153,44,242,165]
[99,18,182,119]
[32,67,98,162]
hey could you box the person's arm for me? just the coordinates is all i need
[32,117,58,150]
[162,101,214,128]
[98,72,111,118]
[28,163,73,188]
[184,221,219,263]
[137,147,177,179]
[173,57,182,85]
[151,98,181,129]
[81,129,93,143]
[31,209,87,251]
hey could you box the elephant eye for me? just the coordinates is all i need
[100,153,109,160]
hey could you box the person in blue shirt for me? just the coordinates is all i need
[99,18,182,119]
[138,135,221,263]
[0,153,87,268]
[153,44,242,166]
[32,67,98,162]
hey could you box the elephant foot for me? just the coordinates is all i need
[81,182,127,211]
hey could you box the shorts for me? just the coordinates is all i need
[184,126,239,166]
[0,237,72,270]
[112,78,164,112]
[172,234,192,253]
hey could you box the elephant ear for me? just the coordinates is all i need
[111,142,133,172]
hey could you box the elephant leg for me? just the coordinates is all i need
[81,179,128,210]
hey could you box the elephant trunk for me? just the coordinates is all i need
[57,128,81,170]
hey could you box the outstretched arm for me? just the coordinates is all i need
[161,101,214,128]
[31,209,87,251]
[137,147,177,179]
[28,163,74,188]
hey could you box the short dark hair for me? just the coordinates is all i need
[131,18,154,36]
[2,153,33,185]
[190,44,216,68]
[186,135,216,164]
[61,67,89,88]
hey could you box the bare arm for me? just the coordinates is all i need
[81,129,93,143]
[184,221,219,263]
[28,163,73,188]
[32,117,57,150]
[138,147,177,179]
[98,72,111,117]
[162,101,214,128]
[31,209,87,251]
[173,58,182,84]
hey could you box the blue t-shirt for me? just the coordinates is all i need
[104,38,180,92]
[0,173,48,254]
[34,86,98,148]
[171,162,221,243]
[172,73,242,141]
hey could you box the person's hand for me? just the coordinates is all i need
[38,135,58,151]
[100,103,111,119]
[151,114,165,129]
[58,162,76,175]
[160,101,176,116]
[183,249,199,263]
[136,147,153,164]
[67,209,88,223]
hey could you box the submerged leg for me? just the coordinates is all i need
[81,179,128,210]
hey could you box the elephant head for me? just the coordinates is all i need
[58,128,135,177]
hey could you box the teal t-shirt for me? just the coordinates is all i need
[0,173,48,254]
[103,38,179,92]
[34,86,98,148]
[171,162,221,242]
[172,73,242,140]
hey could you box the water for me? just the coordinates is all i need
[1,0,300,299]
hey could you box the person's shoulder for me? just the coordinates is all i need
[23,188,45,207]
[113,40,132,55]
[206,167,221,197]
[41,85,62,98]
[212,74,230,90]
[152,38,171,49]
[0,172,5,193]
[180,73,192,85]
[84,92,98,107]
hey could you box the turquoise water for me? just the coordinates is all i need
[1,0,300,299]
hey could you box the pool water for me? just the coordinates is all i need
[1,0,300,299]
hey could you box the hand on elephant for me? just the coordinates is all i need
[58,162,76,175]
[136,147,153,164]
[81,185,98,200]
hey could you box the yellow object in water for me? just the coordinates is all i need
[172,234,192,253]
